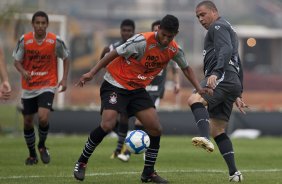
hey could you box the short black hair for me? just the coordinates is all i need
[151,20,161,31]
[120,19,135,31]
[32,11,49,24]
[196,1,218,11]
[159,14,179,33]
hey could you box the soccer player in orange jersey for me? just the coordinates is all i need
[74,14,211,183]
[13,11,70,165]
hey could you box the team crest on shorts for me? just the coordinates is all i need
[109,92,117,104]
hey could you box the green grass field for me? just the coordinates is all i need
[0,135,281,184]
[0,105,22,134]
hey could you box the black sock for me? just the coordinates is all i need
[214,133,237,175]
[143,135,160,175]
[115,122,128,153]
[191,102,210,139]
[38,123,49,148]
[24,128,36,157]
[135,124,144,131]
[78,126,108,164]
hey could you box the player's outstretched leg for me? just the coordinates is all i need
[190,102,214,152]
[192,137,214,153]
[74,126,108,181]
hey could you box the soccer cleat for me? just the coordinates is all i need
[38,147,50,164]
[110,150,131,162]
[192,137,214,153]
[117,149,131,162]
[110,145,131,162]
[25,157,38,165]
[74,162,87,181]
[229,171,243,182]
[141,171,169,183]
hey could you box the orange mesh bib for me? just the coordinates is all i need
[107,32,178,90]
[22,32,58,90]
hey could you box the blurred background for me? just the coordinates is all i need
[0,0,282,135]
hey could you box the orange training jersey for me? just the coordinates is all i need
[106,32,178,90]
[22,32,58,90]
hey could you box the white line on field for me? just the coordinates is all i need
[1,169,281,180]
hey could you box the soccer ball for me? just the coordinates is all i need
[125,130,150,154]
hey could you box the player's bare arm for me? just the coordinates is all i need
[0,81,11,100]
[0,49,9,83]
[172,67,180,94]
[100,46,110,59]
[14,60,32,81]
[58,58,70,92]
[0,49,11,100]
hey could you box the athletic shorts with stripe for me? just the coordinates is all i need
[200,71,242,121]
[21,92,54,115]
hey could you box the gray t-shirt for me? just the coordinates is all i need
[13,32,70,99]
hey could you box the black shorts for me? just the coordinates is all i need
[100,81,155,117]
[201,72,242,121]
[149,94,160,107]
[21,92,54,115]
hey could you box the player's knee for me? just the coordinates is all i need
[24,121,33,129]
[100,121,116,133]
[38,115,48,125]
[187,95,198,106]
[24,116,34,127]
[147,124,162,136]
[211,128,225,138]
[188,93,205,107]
[24,122,34,130]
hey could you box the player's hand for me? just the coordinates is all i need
[0,90,11,100]
[0,81,11,100]
[22,70,32,81]
[58,79,67,92]
[197,87,213,96]
[1,81,11,93]
[235,97,248,114]
[75,72,93,87]
[207,75,217,89]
